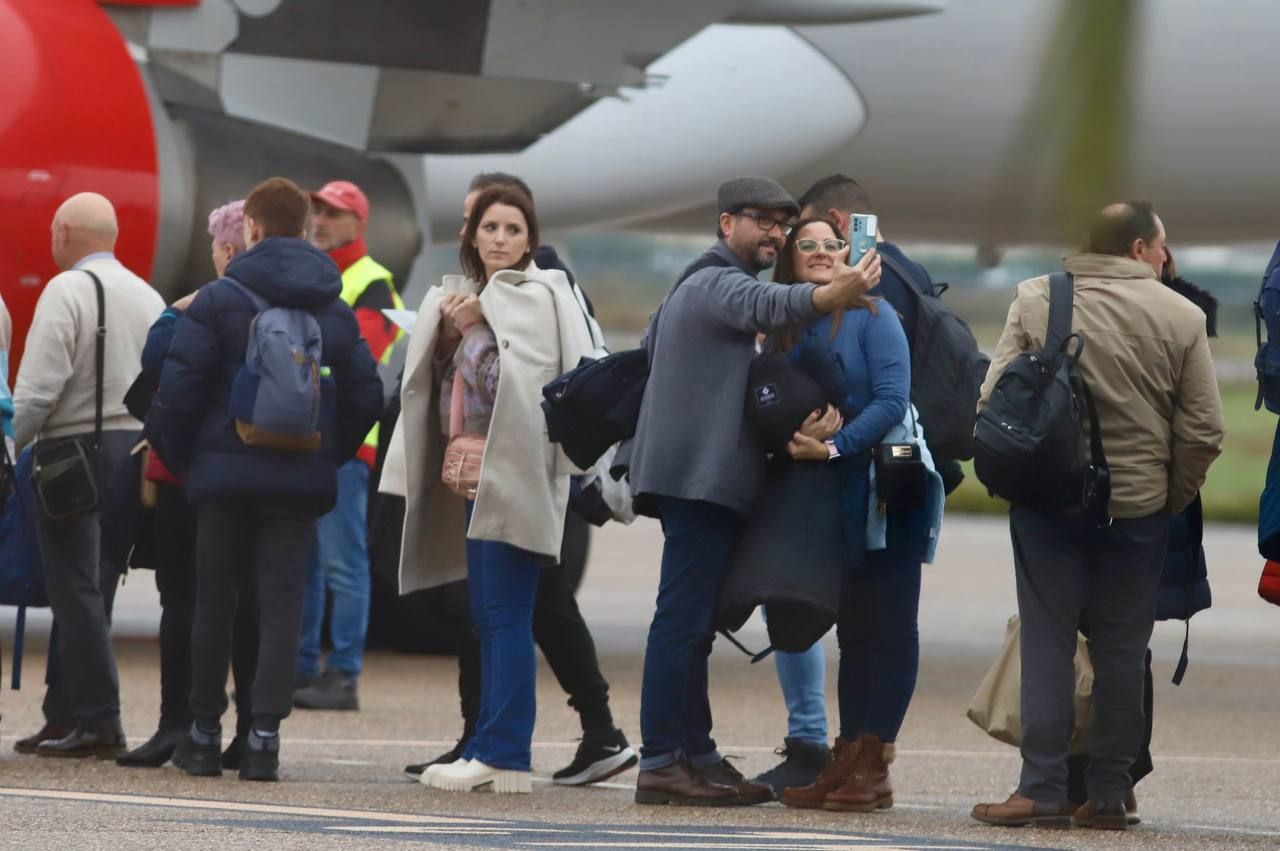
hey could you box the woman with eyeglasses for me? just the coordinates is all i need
[758,217,943,813]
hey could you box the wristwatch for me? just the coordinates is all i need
[825,439,841,462]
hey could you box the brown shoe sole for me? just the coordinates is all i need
[780,795,828,810]
[972,811,1072,829]
[634,789,753,807]
[823,794,893,813]
[36,745,126,760]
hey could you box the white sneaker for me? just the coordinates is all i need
[421,758,469,786]
[430,758,532,794]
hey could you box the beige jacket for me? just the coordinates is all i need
[382,262,596,594]
[978,254,1224,518]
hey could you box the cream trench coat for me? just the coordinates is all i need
[382,262,596,594]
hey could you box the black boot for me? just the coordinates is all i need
[116,728,184,768]
[751,738,831,798]
[239,730,280,782]
[173,724,222,777]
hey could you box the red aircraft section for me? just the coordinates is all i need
[0,0,159,374]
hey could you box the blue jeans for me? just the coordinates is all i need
[460,502,541,770]
[836,512,922,743]
[767,611,828,745]
[639,496,741,771]
[297,459,370,679]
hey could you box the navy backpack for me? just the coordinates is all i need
[0,447,49,688]
[1252,242,1280,412]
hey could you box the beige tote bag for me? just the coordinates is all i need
[966,615,1094,754]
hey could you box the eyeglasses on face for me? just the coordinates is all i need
[735,210,793,234]
[794,237,848,254]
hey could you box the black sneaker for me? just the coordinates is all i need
[552,728,638,786]
[222,735,245,770]
[752,737,830,798]
[239,730,280,782]
[172,729,222,778]
[293,669,358,711]
[404,736,470,777]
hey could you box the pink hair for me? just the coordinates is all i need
[207,200,246,251]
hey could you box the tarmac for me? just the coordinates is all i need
[0,515,1278,850]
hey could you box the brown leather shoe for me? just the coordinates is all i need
[14,723,73,754]
[36,725,127,759]
[1072,799,1129,830]
[971,792,1075,828]
[696,757,773,805]
[781,736,859,809]
[824,735,894,812]
[634,758,741,806]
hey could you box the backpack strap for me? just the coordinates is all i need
[1045,273,1075,354]
[1254,248,1280,410]
[718,628,774,664]
[81,271,106,457]
[646,252,734,362]
[222,276,268,312]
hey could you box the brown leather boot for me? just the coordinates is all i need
[824,735,894,812]
[780,736,859,809]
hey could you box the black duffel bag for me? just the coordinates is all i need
[716,458,847,655]
[542,348,649,471]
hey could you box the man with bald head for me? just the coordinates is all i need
[972,201,1223,830]
[11,192,165,758]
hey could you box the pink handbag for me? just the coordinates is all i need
[441,374,486,499]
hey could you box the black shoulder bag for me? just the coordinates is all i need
[33,270,106,521]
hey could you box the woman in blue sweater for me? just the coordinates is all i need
[766,217,939,813]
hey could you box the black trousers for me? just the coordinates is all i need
[1066,647,1154,804]
[1011,507,1168,804]
[153,485,258,733]
[447,512,614,737]
[190,498,313,729]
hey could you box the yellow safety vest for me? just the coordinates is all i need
[340,255,406,455]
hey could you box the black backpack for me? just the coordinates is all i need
[1252,242,1280,413]
[973,273,1110,523]
[880,254,989,463]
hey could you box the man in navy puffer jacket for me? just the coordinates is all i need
[147,177,383,781]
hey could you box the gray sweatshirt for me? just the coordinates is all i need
[628,241,820,514]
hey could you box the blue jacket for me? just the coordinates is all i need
[146,238,383,516]
[786,304,912,565]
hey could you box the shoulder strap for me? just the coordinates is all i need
[647,251,735,360]
[222,277,267,312]
[1045,273,1075,354]
[82,270,105,453]
[879,251,934,301]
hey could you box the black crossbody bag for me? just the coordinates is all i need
[872,406,928,513]
[33,270,106,521]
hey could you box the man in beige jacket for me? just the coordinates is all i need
[971,201,1223,830]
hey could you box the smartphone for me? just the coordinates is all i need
[849,213,878,257]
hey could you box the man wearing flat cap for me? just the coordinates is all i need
[627,176,882,806]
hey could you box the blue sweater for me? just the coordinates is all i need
[786,304,910,566]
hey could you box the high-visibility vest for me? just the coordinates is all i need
[340,255,405,456]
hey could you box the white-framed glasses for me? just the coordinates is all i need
[795,238,847,254]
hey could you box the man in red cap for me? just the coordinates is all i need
[293,180,404,711]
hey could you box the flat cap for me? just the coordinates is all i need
[717,176,798,216]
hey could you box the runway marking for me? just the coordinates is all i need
[0,786,495,825]
[1188,824,1280,838]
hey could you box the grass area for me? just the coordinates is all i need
[947,383,1275,524]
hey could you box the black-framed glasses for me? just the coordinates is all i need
[795,237,848,254]
[736,210,793,234]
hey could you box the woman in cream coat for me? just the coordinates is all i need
[382,187,594,794]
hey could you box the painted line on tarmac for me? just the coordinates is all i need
[1187,824,1280,838]
[0,786,496,825]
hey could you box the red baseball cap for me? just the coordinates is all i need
[311,180,369,221]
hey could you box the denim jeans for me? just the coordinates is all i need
[461,502,541,771]
[836,512,922,743]
[297,459,370,679]
[638,496,742,771]
[767,612,828,745]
